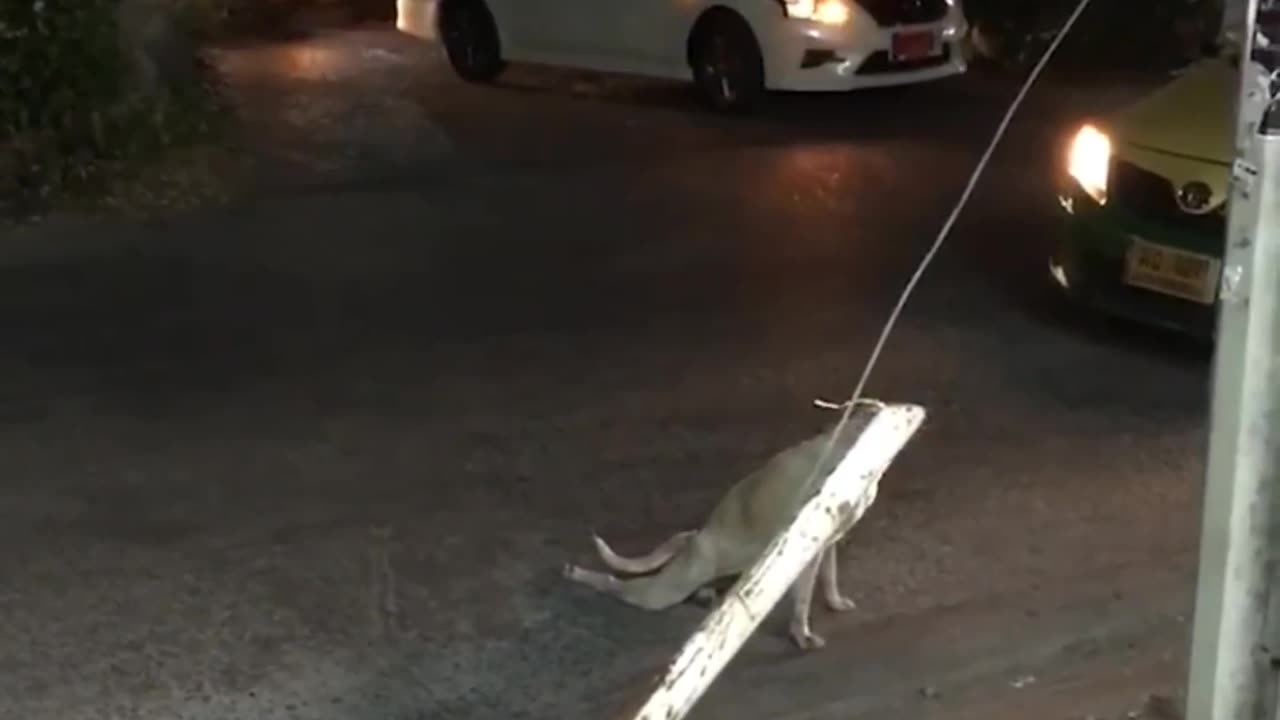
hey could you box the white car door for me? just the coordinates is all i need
[543,0,622,61]
[489,0,616,63]
[611,0,699,75]
[483,0,545,56]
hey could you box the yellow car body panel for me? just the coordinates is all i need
[1111,57,1237,166]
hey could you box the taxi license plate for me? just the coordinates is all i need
[1123,238,1220,305]
[890,30,938,62]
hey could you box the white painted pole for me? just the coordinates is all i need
[1184,2,1280,717]
[622,403,927,720]
[1221,0,1251,44]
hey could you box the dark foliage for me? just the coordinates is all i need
[963,0,1224,72]
[0,0,227,213]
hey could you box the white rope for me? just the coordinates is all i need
[804,0,1095,483]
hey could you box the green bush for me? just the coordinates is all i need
[0,0,227,212]
[1,1,123,139]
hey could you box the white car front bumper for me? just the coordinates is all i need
[397,0,437,40]
[762,5,967,92]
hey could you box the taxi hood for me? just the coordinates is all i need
[1108,57,1237,166]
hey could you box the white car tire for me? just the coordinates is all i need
[438,0,507,83]
[689,10,766,114]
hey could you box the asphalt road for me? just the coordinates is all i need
[0,26,1206,720]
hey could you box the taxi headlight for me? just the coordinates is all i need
[1067,123,1111,204]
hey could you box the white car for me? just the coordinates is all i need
[397,0,968,112]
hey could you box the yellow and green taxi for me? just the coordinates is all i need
[1049,55,1236,339]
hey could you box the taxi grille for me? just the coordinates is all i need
[1109,160,1227,240]
[854,0,949,26]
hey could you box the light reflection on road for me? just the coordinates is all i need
[756,143,899,217]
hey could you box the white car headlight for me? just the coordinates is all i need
[1067,124,1111,204]
[782,0,850,26]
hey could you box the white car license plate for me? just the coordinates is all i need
[1123,237,1220,305]
[890,30,938,62]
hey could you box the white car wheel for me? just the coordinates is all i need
[690,11,765,114]
[438,0,506,83]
